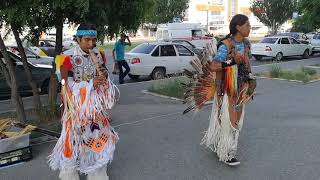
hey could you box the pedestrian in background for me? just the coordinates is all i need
[112,33,131,84]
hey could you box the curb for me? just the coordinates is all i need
[304,65,320,69]
[255,76,320,84]
[255,76,303,83]
[141,90,183,102]
[30,135,57,146]
[141,90,214,105]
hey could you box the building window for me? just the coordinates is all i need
[211,0,223,5]
[211,11,221,15]
[210,27,223,30]
[210,21,224,25]
[251,27,261,31]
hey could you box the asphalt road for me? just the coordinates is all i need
[1,77,320,180]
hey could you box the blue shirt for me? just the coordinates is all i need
[114,40,128,61]
[213,40,250,62]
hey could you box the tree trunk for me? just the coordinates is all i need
[0,35,26,122]
[11,25,42,113]
[0,56,11,87]
[271,20,279,35]
[48,10,63,113]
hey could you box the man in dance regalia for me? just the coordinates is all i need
[49,22,119,180]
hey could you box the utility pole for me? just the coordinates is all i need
[206,1,210,32]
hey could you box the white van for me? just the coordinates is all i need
[156,23,217,55]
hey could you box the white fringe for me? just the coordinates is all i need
[201,94,245,162]
[48,75,119,174]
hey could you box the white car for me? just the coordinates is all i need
[252,36,312,61]
[310,33,320,55]
[306,32,318,40]
[125,42,197,80]
[7,46,54,65]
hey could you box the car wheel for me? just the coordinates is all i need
[253,55,262,61]
[302,49,310,59]
[128,74,140,80]
[151,68,165,80]
[274,52,283,61]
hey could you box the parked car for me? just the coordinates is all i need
[305,32,318,40]
[7,46,54,65]
[124,42,197,80]
[38,39,72,57]
[0,51,53,100]
[310,33,320,55]
[38,40,56,57]
[161,39,204,57]
[251,36,312,61]
[276,32,310,44]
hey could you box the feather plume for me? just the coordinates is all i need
[183,43,217,114]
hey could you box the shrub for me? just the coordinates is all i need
[269,65,282,78]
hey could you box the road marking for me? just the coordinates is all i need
[112,112,181,128]
[30,111,184,146]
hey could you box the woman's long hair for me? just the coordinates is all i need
[218,14,249,45]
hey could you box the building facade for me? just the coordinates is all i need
[185,0,269,36]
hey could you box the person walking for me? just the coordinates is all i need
[183,14,256,166]
[112,34,131,84]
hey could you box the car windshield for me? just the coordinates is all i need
[260,38,278,44]
[130,43,156,54]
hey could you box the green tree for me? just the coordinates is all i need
[0,0,43,117]
[0,15,27,122]
[83,0,154,41]
[293,0,320,32]
[146,0,189,24]
[250,0,297,35]
[46,0,89,113]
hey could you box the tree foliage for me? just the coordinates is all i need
[250,0,297,34]
[0,0,43,117]
[293,0,320,32]
[146,0,189,24]
[0,0,191,120]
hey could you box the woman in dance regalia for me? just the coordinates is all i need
[184,14,256,166]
